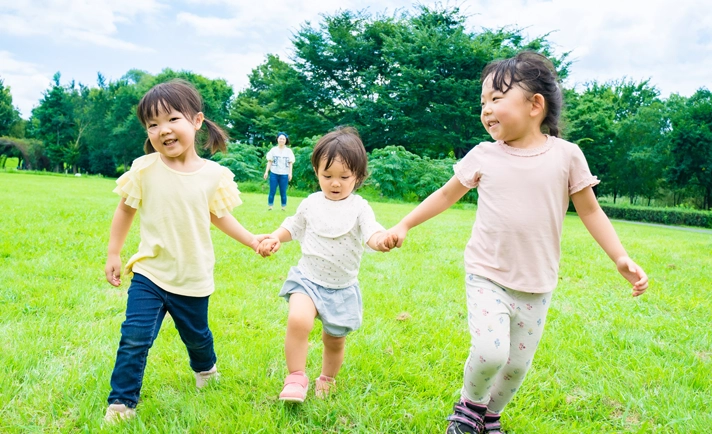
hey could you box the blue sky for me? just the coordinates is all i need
[1,0,711,119]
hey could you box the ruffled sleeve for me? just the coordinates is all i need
[568,144,600,195]
[210,167,243,218]
[113,154,160,209]
[453,144,484,189]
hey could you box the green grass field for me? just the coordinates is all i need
[0,171,710,433]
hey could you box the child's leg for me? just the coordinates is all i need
[285,293,318,372]
[485,291,550,414]
[108,274,167,408]
[166,292,215,373]
[321,331,346,378]
[461,276,511,405]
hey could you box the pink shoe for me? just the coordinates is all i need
[315,374,336,398]
[279,371,309,403]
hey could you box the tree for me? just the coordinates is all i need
[564,79,660,202]
[0,78,22,137]
[29,73,76,171]
[667,89,712,209]
[233,6,568,156]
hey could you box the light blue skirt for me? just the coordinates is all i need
[279,266,363,337]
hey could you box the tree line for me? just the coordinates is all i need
[1,6,710,209]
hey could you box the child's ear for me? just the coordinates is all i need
[193,112,204,130]
[530,94,546,118]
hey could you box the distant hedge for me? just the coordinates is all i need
[598,204,712,228]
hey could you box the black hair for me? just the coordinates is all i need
[311,126,368,188]
[277,132,291,146]
[136,79,228,154]
[481,51,563,137]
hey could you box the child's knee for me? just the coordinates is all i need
[468,344,508,373]
[287,312,314,333]
[322,333,346,351]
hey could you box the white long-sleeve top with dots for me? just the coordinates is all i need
[281,192,385,289]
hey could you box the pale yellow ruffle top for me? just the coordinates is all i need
[114,153,242,296]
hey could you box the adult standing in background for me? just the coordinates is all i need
[264,132,295,211]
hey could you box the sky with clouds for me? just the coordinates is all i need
[1,0,710,119]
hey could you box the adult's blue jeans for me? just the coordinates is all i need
[268,172,289,207]
[107,273,216,408]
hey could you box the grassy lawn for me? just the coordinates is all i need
[0,171,710,433]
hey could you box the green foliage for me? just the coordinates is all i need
[239,6,568,157]
[667,89,712,209]
[290,143,319,192]
[0,78,22,137]
[599,203,712,228]
[212,142,263,182]
[368,145,477,202]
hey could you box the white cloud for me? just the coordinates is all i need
[0,0,164,47]
[176,13,245,37]
[0,51,52,117]
[463,0,712,96]
[1,0,711,121]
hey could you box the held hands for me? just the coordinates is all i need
[387,223,409,248]
[375,231,399,252]
[105,254,122,287]
[615,256,648,297]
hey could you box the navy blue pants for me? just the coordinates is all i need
[107,273,215,408]
[268,172,289,207]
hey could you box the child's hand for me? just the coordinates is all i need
[256,235,281,257]
[615,256,648,297]
[105,255,122,287]
[376,232,399,252]
[388,223,409,248]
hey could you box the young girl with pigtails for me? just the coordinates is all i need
[103,79,274,422]
[389,52,648,434]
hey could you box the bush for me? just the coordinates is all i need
[598,204,712,228]
[368,146,478,203]
[212,142,263,182]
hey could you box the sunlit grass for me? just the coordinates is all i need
[0,171,710,433]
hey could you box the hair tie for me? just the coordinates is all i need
[278,132,289,139]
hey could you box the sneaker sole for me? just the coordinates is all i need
[279,396,306,403]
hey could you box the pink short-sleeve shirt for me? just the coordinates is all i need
[453,136,599,293]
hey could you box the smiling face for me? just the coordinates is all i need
[316,156,357,201]
[145,107,203,161]
[480,74,537,146]
[277,135,287,147]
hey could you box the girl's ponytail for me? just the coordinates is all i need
[201,118,228,154]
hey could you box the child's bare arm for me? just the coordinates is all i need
[105,198,137,287]
[571,186,648,296]
[211,213,261,252]
[390,175,470,247]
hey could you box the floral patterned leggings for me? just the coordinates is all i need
[461,274,552,414]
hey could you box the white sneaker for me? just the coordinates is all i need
[104,403,136,423]
[195,365,219,388]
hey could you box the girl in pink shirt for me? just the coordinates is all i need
[389,52,648,434]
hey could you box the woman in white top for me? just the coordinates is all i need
[263,132,295,211]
